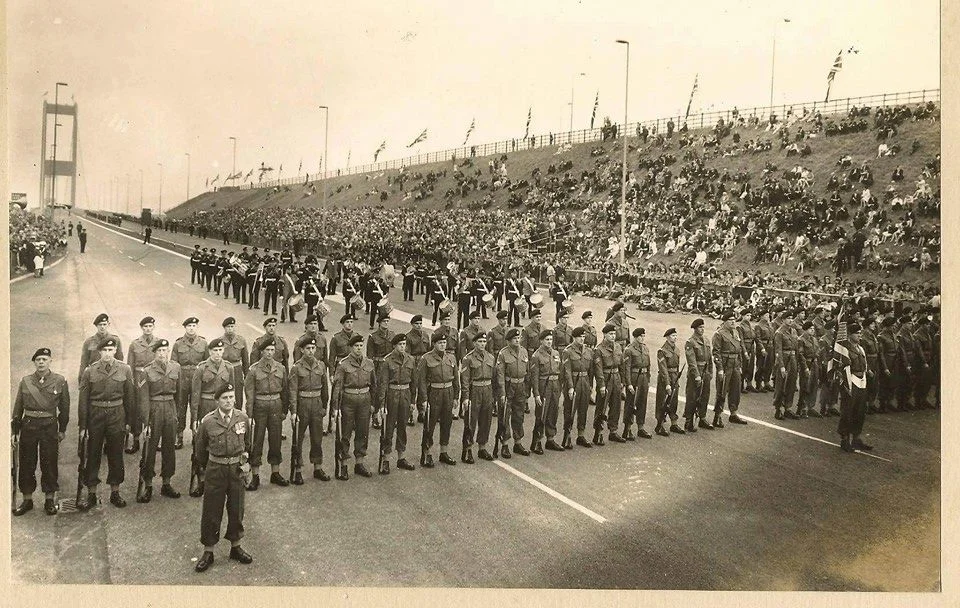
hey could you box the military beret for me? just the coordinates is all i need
[98,338,119,350]
[782,309,795,318]
[469,311,481,320]
[194,245,201,249]
[183,316,200,326]
[391,334,407,345]
[474,333,488,341]
[151,338,171,351]
[222,317,236,327]
[882,317,895,327]
[377,314,391,324]
[259,337,276,349]
[263,317,278,327]
[664,328,677,337]
[340,314,355,324]
[539,329,553,340]
[410,315,424,324]
[632,328,645,338]
[506,328,521,340]
[602,324,616,334]
[847,322,862,334]
[32,347,52,361]
[691,318,705,329]
[582,311,593,319]
[299,337,318,348]
[611,302,624,313]
[304,315,319,324]
[208,338,225,349]
[349,335,364,346]
[439,311,452,320]
[496,310,509,320]
[721,311,734,321]
[214,384,235,399]
[742,310,753,317]
[431,333,447,344]
[93,313,110,325]
[558,309,570,319]
[572,327,586,338]
[139,316,156,327]
[802,321,814,330]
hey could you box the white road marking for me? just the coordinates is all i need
[173,282,184,288]
[138,262,145,266]
[128,256,134,260]
[494,461,607,524]
[246,322,262,333]
[154,270,162,275]
[201,298,217,307]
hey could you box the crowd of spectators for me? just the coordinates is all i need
[9,206,68,274]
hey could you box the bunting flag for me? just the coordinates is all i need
[524,107,532,138]
[406,129,427,148]
[258,162,274,183]
[684,74,699,120]
[244,168,254,182]
[824,49,843,102]
[298,159,302,174]
[827,305,849,389]
[346,150,351,168]
[374,141,387,161]
[590,92,599,129]
[462,118,475,145]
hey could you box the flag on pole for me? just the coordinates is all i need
[211,174,220,185]
[524,107,532,138]
[684,74,699,120]
[590,92,599,129]
[827,305,850,390]
[298,159,302,174]
[374,141,387,161]
[205,177,209,188]
[824,49,843,102]
[406,129,427,148]
[244,168,254,182]
[346,150,351,168]
[462,118,475,145]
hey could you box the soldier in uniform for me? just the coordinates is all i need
[12,348,70,516]
[406,315,431,424]
[486,310,510,357]
[342,270,360,318]
[504,273,522,327]
[172,317,208,449]
[550,277,569,324]
[289,337,330,484]
[521,307,544,357]
[609,303,631,349]
[261,261,282,317]
[817,320,842,417]
[495,328,531,458]
[428,273,449,326]
[552,310,573,352]
[457,311,484,361]
[472,275,492,319]
[214,250,228,296]
[623,328,652,440]
[378,334,417,472]
[456,273,473,329]
[366,274,388,330]
[773,310,801,420]
[78,313,124,385]
[491,271,505,313]
[190,245,202,285]
[367,314,394,429]
[876,316,898,412]
[78,338,136,509]
[860,315,881,414]
[684,318,713,432]
[913,315,933,408]
[580,311,598,348]
[838,323,872,453]
[432,310,460,365]
[712,312,748,426]
[125,316,158,454]
[416,333,460,467]
[402,264,416,302]
[192,338,244,429]
[895,315,917,411]
[654,328,683,437]
[593,324,626,444]
[231,252,247,305]
[220,317,250,380]
[251,317,290,370]
[293,315,328,364]
[754,309,775,392]
[796,321,822,418]
[562,327,595,448]
[246,249,262,310]
[459,333,496,462]
[243,339,289,489]
[193,384,254,572]
[530,331,564,453]
[328,314,359,374]
[331,335,377,479]
[136,339,182,502]
[738,311,762,392]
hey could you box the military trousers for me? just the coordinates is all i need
[338,392,371,461]
[624,372,650,430]
[250,399,284,467]
[200,462,245,547]
[532,379,561,443]
[84,405,126,487]
[381,387,411,457]
[17,417,59,495]
[423,386,455,452]
[142,400,177,482]
[463,385,494,449]
[294,396,326,466]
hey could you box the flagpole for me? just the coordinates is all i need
[229,136,237,187]
[616,40,629,266]
[319,105,329,206]
[769,18,790,110]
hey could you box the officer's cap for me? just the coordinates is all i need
[664,328,677,337]
[691,318,705,329]
[214,384,235,399]
[32,347,52,361]
[139,316,156,327]
[183,317,200,327]
[93,313,110,326]
[98,338,119,350]
[222,317,236,327]
[151,338,170,352]
[208,338,225,350]
[348,335,364,346]
[391,334,407,346]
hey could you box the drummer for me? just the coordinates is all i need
[429,273,449,326]
[366,275,389,330]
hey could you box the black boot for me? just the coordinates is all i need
[712,412,724,428]
[12,499,33,516]
[576,435,593,448]
[669,423,686,435]
[137,485,154,503]
[592,430,605,446]
[655,424,670,437]
[561,432,573,449]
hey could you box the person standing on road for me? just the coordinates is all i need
[754,309,775,392]
[251,317,290,370]
[416,333,460,467]
[193,384,254,573]
[406,315,431,424]
[654,328,683,437]
[459,333,495,462]
[288,337,330,484]
[712,312,748,426]
[12,348,70,516]
[331,335,377,479]
[172,317,208,449]
[78,338,136,509]
[684,319,712,433]
[125,316,158,455]
[243,338,289,489]
[529,331,563,453]
[192,339,243,426]
[796,320,822,418]
[379,334,417,471]
[494,328,530,458]
[327,314,359,374]
[78,227,87,253]
[838,323,872,453]
[143,225,152,245]
[78,313,124,385]
[738,311,761,393]
[136,339,182,503]
[220,317,250,381]
[623,328,652,440]
[293,315,327,365]
[593,324,626,445]
[773,310,801,420]
[367,315,395,429]
[562,326,595,448]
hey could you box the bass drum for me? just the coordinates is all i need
[515,297,529,315]
[288,293,306,313]
[377,298,394,319]
[529,293,544,308]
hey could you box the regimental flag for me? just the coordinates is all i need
[590,91,599,129]
[524,107,532,138]
[374,141,387,161]
[685,74,699,120]
[211,174,220,185]
[407,128,427,148]
[827,305,850,390]
[462,118,476,145]
[824,49,843,102]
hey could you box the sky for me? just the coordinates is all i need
[6,0,940,212]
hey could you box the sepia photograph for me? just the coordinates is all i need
[3,0,951,602]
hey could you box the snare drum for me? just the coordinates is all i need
[316,301,332,317]
[438,299,453,312]
[529,293,544,308]
[350,294,363,307]
[561,299,574,311]
[515,298,529,314]
[481,293,494,304]
[377,298,394,318]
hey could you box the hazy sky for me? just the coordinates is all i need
[7,0,940,212]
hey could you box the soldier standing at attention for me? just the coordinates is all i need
[623,328,652,440]
[12,348,70,516]
[773,310,800,421]
[78,338,136,509]
[552,310,574,352]
[521,308,544,357]
[243,339,289,489]
[817,320,842,417]
[220,317,250,381]
[738,311,761,392]
[713,312,748,426]
[837,323,872,453]
[684,319,712,433]
[293,315,328,365]
[580,311,598,348]
[457,312,484,361]
[193,384,254,573]
[190,245,202,285]
[416,333,460,467]
[406,315,431,424]
[796,321,822,418]
[895,314,918,411]
[494,328,530,458]
[192,338,243,426]
[654,328,683,437]
[331,335,377,479]
[172,317,208,449]
[327,315,359,374]
[876,316,898,412]
[125,316,158,454]
[593,324,626,445]
[529,331,564,453]
[78,313,124,385]
[860,314,881,414]
[378,334,417,471]
[251,317,290,370]
[754,309,775,392]
[367,314,394,429]
[459,333,496,462]
[289,337,330,484]
[136,339,182,503]
[562,327,595,448]
[486,311,510,358]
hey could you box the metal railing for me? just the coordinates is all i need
[230,88,939,192]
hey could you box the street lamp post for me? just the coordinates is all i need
[229,137,237,187]
[185,152,191,200]
[158,163,163,213]
[568,72,586,132]
[616,40,630,265]
[50,82,68,210]
[319,106,330,207]
[770,18,790,109]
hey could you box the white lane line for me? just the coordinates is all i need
[173,282,184,288]
[647,387,891,462]
[138,261,145,266]
[494,461,607,524]
[128,256,134,260]
[201,298,217,307]
[154,270,162,275]
[246,322,262,333]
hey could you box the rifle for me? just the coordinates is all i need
[378,407,388,474]
[334,407,346,479]
[138,424,152,501]
[460,400,471,461]
[11,433,19,511]
[419,399,431,465]
[60,430,88,513]
[493,398,504,458]
[289,413,301,482]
